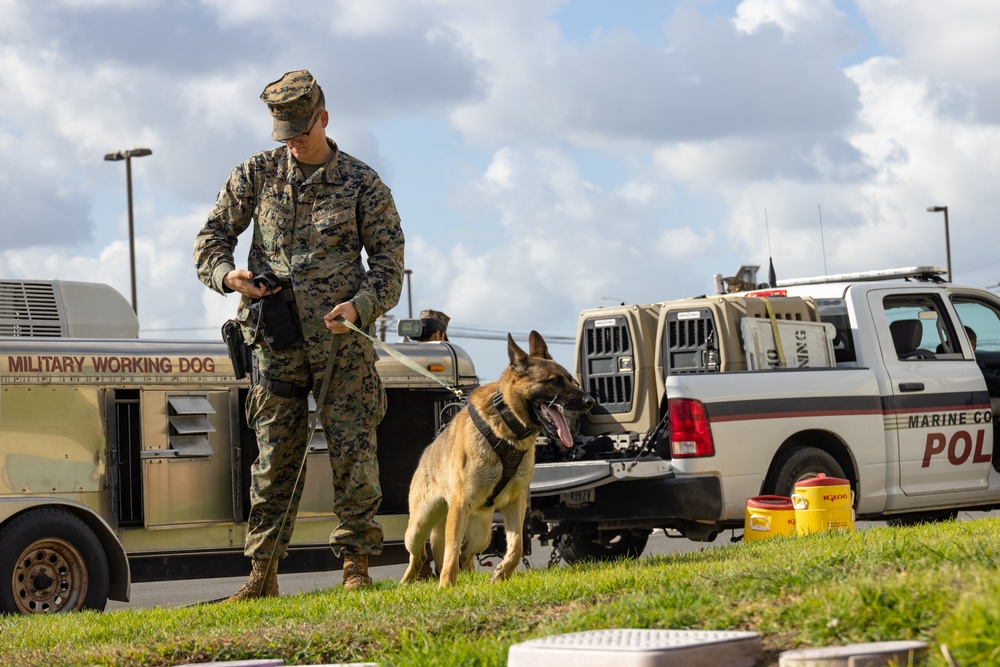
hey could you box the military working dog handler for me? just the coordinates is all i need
[193,70,405,598]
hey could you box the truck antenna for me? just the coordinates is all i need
[818,204,829,275]
[765,208,777,287]
[764,208,772,257]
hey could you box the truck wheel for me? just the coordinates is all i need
[0,509,110,614]
[559,528,650,564]
[768,447,848,498]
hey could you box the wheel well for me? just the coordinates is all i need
[0,501,130,604]
[762,430,857,493]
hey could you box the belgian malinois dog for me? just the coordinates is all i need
[401,331,595,586]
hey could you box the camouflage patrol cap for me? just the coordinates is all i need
[260,70,323,141]
[419,309,450,331]
[416,309,450,341]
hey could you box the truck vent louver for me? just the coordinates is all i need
[0,281,63,337]
[580,315,633,413]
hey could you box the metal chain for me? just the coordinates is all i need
[547,534,563,568]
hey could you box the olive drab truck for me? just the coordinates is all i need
[528,266,1000,563]
[0,279,477,614]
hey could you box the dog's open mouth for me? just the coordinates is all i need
[536,401,574,448]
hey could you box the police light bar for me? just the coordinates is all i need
[776,266,947,287]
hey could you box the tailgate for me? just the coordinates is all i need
[530,458,673,496]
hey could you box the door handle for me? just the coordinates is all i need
[898,382,925,392]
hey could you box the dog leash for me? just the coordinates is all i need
[261,315,469,593]
[337,317,465,400]
[202,316,462,603]
[257,328,343,597]
[194,328,343,606]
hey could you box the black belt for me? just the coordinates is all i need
[250,353,312,399]
[257,375,312,399]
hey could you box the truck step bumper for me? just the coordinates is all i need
[533,474,723,524]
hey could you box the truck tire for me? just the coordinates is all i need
[0,508,110,614]
[767,447,848,498]
[559,528,650,564]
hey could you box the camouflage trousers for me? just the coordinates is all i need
[244,333,386,560]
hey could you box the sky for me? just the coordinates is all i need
[2,0,1000,381]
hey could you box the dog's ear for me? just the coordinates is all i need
[528,330,552,360]
[507,333,529,371]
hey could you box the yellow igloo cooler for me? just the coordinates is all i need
[744,495,796,541]
[791,473,854,536]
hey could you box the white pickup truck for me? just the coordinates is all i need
[527,266,1000,562]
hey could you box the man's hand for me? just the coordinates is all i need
[324,302,359,334]
[223,269,280,299]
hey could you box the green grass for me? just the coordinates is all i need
[3,518,1000,666]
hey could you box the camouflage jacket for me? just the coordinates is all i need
[193,140,405,361]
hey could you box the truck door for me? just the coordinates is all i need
[950,293,1000,472]
[870,291,993,498]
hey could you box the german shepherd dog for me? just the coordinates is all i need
[401,331,595,586]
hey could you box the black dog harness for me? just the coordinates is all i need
[468,392,538,508]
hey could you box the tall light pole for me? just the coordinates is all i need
[104,148,152,313]
[404,268,413,318]
[926,205,951,282]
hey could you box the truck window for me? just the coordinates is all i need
[816,299,856,363]
[952,296,1000,358]
[882,295,955,360]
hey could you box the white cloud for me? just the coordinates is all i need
[449,1,860,153]
[734,0,846,38]
[858,0,1000,125]
[858,0,1000,84]
[2,0,1000,381]
[656,226,717,261]
[325,0,436,37]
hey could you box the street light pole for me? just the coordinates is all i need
[404,269,413,318]
[926,206,951,282]
[105,148,152,314]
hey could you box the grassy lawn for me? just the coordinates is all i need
[2,518,999,666]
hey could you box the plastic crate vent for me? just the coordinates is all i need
[580,315,633,414]
[665,308,719,375]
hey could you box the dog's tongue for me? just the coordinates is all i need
[543,405,573,447]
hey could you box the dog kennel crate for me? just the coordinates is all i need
[655,295,821,376]
[575,303,663,437]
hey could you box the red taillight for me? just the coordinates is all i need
[669,398,715,458]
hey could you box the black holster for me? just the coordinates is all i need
[222,319,253,380]
[249,289,302,350]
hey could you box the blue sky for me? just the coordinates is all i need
[2,0,999,381]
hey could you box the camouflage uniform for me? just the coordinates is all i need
[192,77,404,561]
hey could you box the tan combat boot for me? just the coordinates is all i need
[342,554,373,590]
[226,558,279,601]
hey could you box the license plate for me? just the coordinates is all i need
[560,488,595,507]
